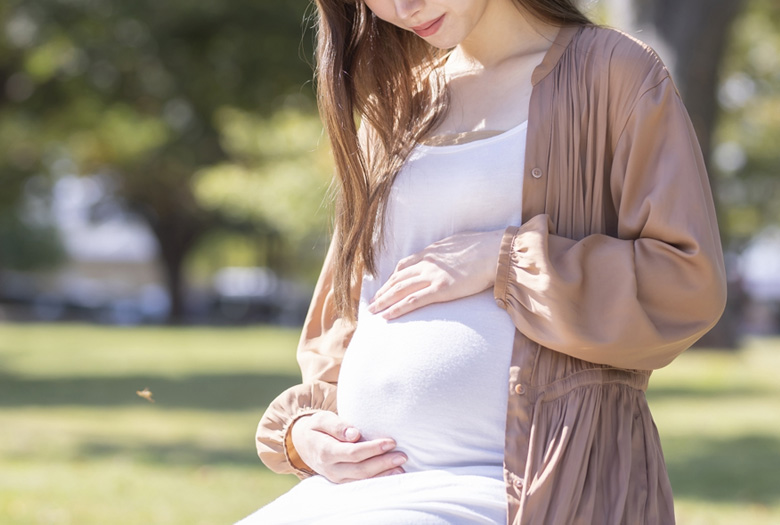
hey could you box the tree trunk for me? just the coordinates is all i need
[632,0,746,165]
[158,232,187,324]
[135,199,207,325]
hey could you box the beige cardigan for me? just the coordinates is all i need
[255,25,727,524]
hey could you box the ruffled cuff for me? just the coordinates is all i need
[256,381,338,478]
[494,225,523,310]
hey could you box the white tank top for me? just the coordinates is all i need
[337,120,527,478]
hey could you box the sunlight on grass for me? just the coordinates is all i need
[0,324,778,524]
[0,324,302,524]
[0,460,297,525]
[0,324,301,377]
[649,338,780,524]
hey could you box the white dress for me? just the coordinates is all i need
[237,121,527,525]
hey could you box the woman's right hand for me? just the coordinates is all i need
[290,411,407,483]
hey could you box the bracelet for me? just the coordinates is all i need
[285,422,316,476]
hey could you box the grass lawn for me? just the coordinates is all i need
[0,324,778,524]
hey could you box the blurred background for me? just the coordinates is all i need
[0,0,778,524]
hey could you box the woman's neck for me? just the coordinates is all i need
[428,3,563,136]
[450,1,561,72]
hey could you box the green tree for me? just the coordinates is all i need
[714,0,780,241]
[191,104,333,281]
[1,0,321,320]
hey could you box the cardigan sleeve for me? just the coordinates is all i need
[255,237,359,477]
[494,76,727,370]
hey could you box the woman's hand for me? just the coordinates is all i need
[368,229,504,320]
[290,411,407,483]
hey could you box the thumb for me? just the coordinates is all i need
[313,411,361,442]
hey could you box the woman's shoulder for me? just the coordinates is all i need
[547,24,678,120]
[567,24,671,89]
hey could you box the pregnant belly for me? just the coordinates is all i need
[337,290,514,473]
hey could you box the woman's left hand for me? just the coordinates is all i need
[368,229,505,320]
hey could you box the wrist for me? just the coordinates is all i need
[285,415,316,476]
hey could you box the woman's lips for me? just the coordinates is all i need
[411,15,445,37]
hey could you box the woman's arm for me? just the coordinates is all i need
[254,239,350,476]
[369,76,726,371]
[255,237,406,480]
[493,76,726,370]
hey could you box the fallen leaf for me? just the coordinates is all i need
[136,388,155,403]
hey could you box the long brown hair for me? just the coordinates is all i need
[314,0,592,320]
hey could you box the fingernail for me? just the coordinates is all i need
[392,455,407,466]
[345,427,359,441]
[391,468,403,475]
[381,440,395,452]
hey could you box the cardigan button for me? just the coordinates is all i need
[514,384,526,395]
[531,167,543,179]
[495,298,507,309]
[514,478,524,488]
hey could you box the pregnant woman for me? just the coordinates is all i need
[238,0,727,523]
